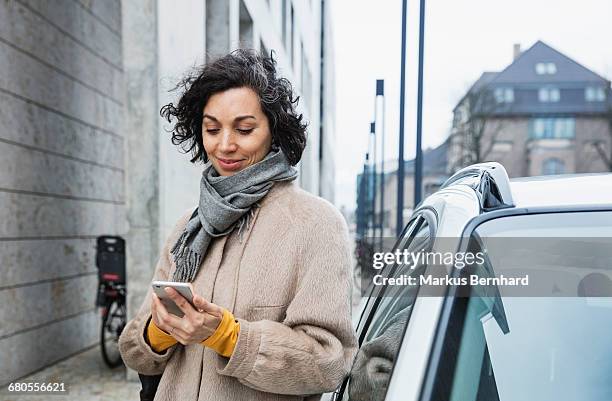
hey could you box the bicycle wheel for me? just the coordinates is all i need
[100,299,126,368]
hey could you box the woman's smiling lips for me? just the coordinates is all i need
[216,157,244,171]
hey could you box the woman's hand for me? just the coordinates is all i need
[150,287,224,346]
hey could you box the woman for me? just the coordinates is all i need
[118,49,357,401]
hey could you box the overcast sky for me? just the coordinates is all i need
[331,0,612,211]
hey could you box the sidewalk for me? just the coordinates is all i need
[0,346,139,401]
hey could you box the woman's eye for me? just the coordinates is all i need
[236,128,254,134]
[206,128,220,134]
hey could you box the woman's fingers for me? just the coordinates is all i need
[151,294,170,332]
[192,294,207,312]
[150,293,163,326]
[152,293,184,333]
[193,295,223,318]
[164,287,197,318]
[151,291,225,345]
[166,324,190,345]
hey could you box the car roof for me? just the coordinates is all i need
[509,173,612,209]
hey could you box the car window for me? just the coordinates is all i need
[364,222,430,341]
[428,211,612,401]
[354,216,424,337]
[339,213,434,401]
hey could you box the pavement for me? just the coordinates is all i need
[0,346,140,401]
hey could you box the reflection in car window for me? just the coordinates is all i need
[344,216,432,401]
[360,217,423,302]
[433,211,612,401]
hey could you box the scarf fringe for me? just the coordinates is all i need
[170,231,202,282]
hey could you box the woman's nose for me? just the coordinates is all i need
[219,130,237,153]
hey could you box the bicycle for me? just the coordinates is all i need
[95,236,127,368]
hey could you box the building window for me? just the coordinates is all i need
[289,4,295,68]
[205,0,230,62]
[239,0,253,48]
[538,87,560,102]
[529,118,575,139]
[535,62,557,75]
[300,41,312,111]
[585,86,606,102]
[494,87,514,103]
[281,0,287,49]
[542,158,565,175]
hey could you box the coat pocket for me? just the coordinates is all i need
[246,304,289,322]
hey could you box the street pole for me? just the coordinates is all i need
[370,122,377,246]
[396,0,408,237]
[360,153,369,239]
[376,79,385,250]
[414,0,426,206]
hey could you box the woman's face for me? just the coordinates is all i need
[202,86,273,176]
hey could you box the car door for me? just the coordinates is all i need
[333,209,437,401]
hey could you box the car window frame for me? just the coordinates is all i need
[418,207,612,401]
[356,208,437,344]
[354,215,423,338]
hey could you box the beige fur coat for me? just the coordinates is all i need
[118,181,358,400]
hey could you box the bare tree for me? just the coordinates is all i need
[588,104,612,171]
[450,85,510,172]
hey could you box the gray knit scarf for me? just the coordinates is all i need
[170,148,298,282]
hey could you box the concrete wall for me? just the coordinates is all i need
[157,0,205,249]
[121,0,159,383]
[319,0,337,202]
[0,0,125,385]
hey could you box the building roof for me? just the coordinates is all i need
[456,41,612,116]
[471,71,499,92]
[401,137,449,176]
[386,137,450,177]
[357,138,449,190]
[493,40,609,85]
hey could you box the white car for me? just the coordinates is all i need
[332,163,612,401]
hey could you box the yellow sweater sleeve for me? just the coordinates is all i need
[146,318,178,353]
[145,310,239,357]
[201,309,240,358]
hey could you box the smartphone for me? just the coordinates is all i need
[152,280,196,318]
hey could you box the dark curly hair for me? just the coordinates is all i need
[160,49,308,166]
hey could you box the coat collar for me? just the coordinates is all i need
[258,180,298,209]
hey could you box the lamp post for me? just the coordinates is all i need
[357,153,369,239]
[414,0,426,207]
[369,121,377,245]
[396,0,408,236]
[376,79,385,250]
